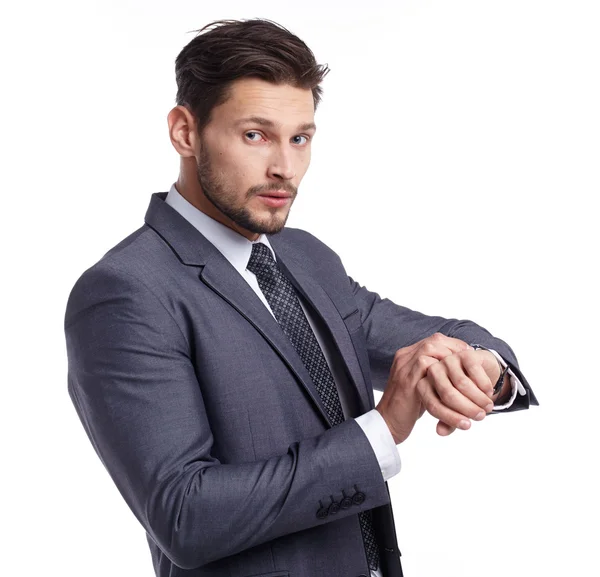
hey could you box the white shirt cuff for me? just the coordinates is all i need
[486,348,527,410]
[355,409,401,481]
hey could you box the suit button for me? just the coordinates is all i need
[352,491,366,505]
[328,500,341,515]
[316,500,329,519]
[340,496,353,509]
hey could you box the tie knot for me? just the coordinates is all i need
[247,242,276,275]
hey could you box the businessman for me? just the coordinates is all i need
[64,18,538,577]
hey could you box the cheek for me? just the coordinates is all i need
[210,147,247,180]
[225,164,258,193]
[297,152,311,176]
[228,153,265,182]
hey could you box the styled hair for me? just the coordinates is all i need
[175,18,330,134]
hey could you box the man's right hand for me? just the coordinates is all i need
[376,333,473,444]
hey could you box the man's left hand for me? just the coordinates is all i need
[417,348,502,436]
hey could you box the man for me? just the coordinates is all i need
[64,18,538,577]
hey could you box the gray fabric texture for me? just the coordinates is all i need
[64,192,538,577]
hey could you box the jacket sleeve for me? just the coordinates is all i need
[347,275,539,412]
[64,262,391,570]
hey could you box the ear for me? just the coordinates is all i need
[167,105,199,158]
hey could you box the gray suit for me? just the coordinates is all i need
[64,192,538,577]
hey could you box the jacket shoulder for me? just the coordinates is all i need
[63,225,169,324]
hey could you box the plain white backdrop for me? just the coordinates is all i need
[1,1,598,575]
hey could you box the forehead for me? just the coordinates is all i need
[214,77,315,129]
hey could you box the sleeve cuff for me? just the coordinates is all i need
[355,409,401,481]
[486,348,527,410]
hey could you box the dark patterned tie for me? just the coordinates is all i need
[247,242,380,572]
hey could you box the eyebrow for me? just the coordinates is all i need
[233,116,317,132]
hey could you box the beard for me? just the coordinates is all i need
[196,146,295,236]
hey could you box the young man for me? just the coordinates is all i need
[64,18,538,577]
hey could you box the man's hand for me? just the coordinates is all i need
[427,348,502,436]
[376,333,501,443]
[376,333,472,444]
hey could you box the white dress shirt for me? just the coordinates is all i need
[164,183,526,577]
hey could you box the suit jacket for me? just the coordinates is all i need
[64,192,538,577]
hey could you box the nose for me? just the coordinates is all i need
[267,146,295,181]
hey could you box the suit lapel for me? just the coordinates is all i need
[145,192,371,427]
[268,243,372,415]
[200,254,335,427]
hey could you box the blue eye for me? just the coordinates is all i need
[244,132,310,145]
[293,135,309,145]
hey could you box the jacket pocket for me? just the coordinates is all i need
[342,307,362,333]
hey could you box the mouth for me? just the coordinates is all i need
[257,193,292,207]
[258,190,293,199]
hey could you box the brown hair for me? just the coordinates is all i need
[175,18,330,134]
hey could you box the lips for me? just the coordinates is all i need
[258,191,292,198]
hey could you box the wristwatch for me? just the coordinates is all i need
[468,343,510,396]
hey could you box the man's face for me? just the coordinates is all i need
[195,77,316,239]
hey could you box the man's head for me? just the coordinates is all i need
[167,19,330,241]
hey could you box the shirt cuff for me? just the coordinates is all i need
[486,348,527,410]
[355,409,402,481]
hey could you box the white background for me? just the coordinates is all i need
[1,1,598,575]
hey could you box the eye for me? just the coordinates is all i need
[292,135,310,145]
[245,131,264,142]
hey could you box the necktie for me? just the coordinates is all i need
[247,242,380,572]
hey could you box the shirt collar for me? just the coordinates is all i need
[164,183,277,275]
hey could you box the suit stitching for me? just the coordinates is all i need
[245,408,257,462]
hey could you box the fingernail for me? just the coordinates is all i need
[485,404,494,412]
[459,420,471,429]
[475,411,486,420]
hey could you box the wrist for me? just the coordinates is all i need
[469,343,508,397]
[375,404,403,445]
[482,350,502,383]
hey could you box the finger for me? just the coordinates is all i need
[395,336,435,359]
[414,340,462,363]
[444,353,495,412]
[426,332,472,355]
[417,373,477,430]
[428,361,488,420]
[437,420,457,436]
[458,351,494,399]
[408,354,440,385]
